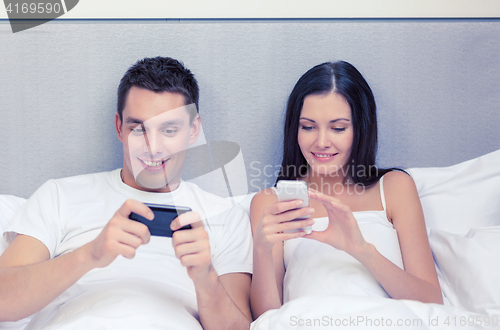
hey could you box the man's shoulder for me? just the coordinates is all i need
[182,181,229,205]
[39,170,118,195]
[181,181,247,220]
[52,170,116,185]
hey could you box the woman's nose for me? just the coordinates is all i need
[316,129,331,149]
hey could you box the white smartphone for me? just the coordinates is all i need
[276,180,312,234]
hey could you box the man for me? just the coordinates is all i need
[0,57,253,329]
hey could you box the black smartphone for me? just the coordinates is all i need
[129,203,192,237]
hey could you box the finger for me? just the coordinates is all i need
[172,225,208,247]
[267,199,304,215]
[171,211,201,231]
[323,200,352,215]
[118,199,154,220]
[275,207,315,224]
[103,239,137,259]
[119,244,138,259]
[179,253,211,268]
[174,242,199,259]
[308,191,348,213]
[269,231,307,242]
[174,240,210,259]
[275,218,315,233]
[115,229,144,249]
[302,230,324,242]
[120,220,151,244]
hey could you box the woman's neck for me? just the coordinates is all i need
[305,170,348,195]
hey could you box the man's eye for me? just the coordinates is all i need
[163,129,177,134]
[132,127,145,133]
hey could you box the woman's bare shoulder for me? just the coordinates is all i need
[249,188,279,228]
[382,170,417,195]
[251,188,278,208]
[382,170,422,225]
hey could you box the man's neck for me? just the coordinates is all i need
[119,169,181,193]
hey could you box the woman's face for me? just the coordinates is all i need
[298,92,354,178]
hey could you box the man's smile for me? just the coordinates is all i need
[138,158,168,170]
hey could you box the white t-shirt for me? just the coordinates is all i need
[4,169,253,330]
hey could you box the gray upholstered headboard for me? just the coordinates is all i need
[1,19,499,198]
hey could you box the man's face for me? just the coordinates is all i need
[115,86,200,192]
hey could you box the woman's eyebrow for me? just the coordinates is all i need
[299,117,351,123]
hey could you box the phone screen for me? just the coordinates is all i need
[129,203,192,237]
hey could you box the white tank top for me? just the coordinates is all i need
[282,176,404,302]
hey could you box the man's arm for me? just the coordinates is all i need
[0,235,92,321]
[195,270,252,330]
[0,199,153,322]
[171,212,252,330]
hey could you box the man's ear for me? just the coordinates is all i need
[188,114,201,145]
[115,112,124,143]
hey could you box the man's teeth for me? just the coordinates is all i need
[143,160,163,167]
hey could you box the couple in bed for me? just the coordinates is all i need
[0,57,442,329]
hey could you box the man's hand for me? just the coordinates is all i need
[83,199,153,268]
[171,212,212,281]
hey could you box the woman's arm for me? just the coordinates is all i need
[249,189,314,319]
[381,170,443,303]
[307,171,443,304]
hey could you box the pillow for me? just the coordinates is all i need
[0,194,27,254]
[429,226,500,315]
[407,148,500,235]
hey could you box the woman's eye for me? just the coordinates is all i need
[333,127,346,132]
[300,125,314,131]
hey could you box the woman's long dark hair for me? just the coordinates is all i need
[276,61,399,187]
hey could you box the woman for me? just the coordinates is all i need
[250,61,443,319]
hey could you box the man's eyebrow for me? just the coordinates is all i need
[160,119,184,126]
[124,117,143,125]
[300,117,351,123]
[124,117,184,126]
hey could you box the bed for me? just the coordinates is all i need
[2,149,500,329]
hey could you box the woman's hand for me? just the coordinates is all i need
[306,189,369,256]
[253,197,315,251]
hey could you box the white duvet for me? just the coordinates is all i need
[250,225,500,330]
[251,295,497,330]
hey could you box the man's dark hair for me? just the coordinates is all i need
[117,56,199,122]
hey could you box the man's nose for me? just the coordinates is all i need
[143,130,162,156]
